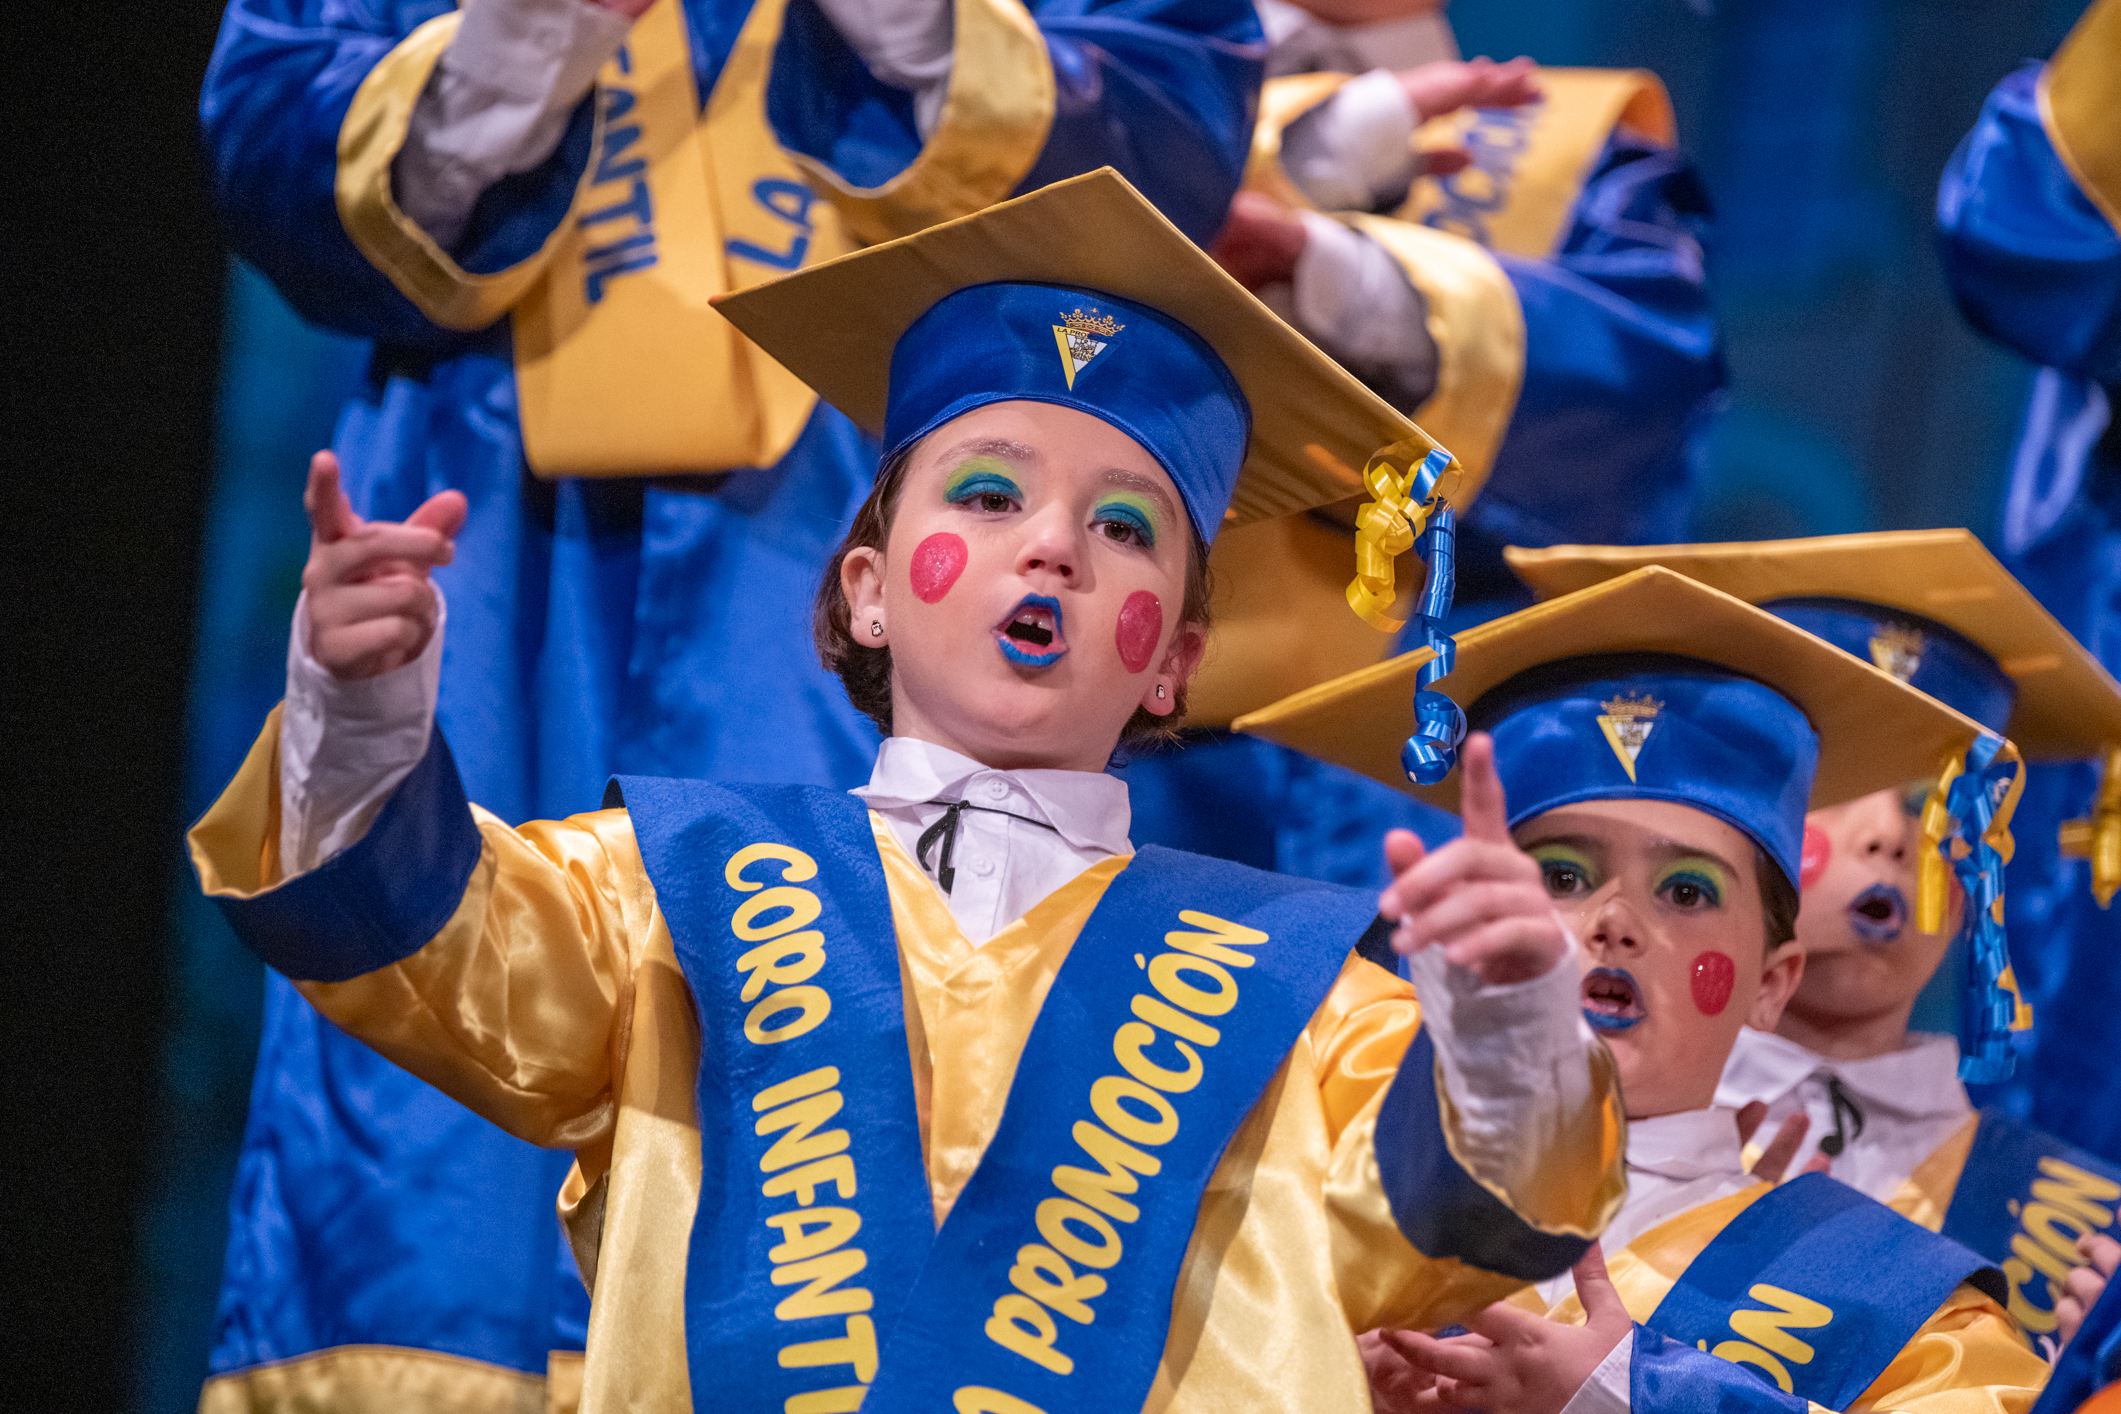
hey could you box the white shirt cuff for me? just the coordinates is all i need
[394,0,632,249]
[1281,67,1420,212]
[1404,930,1597,1207]
[809,0,955,135]
[1290,211,1431,370]
[278,589,447,878]
[1558,1325,1636,1414]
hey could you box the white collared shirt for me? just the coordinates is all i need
[1539,1106,1756,1309]
[852,736,1132,945]
[1716,1026,1975,1206]
[1552,1107,1761,1414]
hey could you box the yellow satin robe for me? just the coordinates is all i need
[192,711,1627,1414]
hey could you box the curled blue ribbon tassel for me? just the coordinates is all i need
[1398,462,1465,786]
[1949,733,2023,1083]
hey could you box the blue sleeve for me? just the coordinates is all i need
[1628,1327,1812,1413]
[209,728,484,982]
[200,0,592,347]
[768,0,1263,247]
[1462,136,1726,585]
[1937,64,2121,384]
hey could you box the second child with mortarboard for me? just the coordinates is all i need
[1240,566,2051,1410]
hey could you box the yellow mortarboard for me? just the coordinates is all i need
[714,168,1482,721]
[1504,530,2121,760]
[1234,566,1990,819]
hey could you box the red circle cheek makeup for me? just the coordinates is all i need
[1799,823,1832,890]
[1116,591,1163,673]
[1690,951,1736,1016]
[909,533,968,604]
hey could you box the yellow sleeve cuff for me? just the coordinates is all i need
[2040,0,2121,234]
[791,0,1056,247]
[188,704,286,899]
[336,11,589,331]
[1347,214,1526,493]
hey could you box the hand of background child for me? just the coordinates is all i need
[301,450,466,681]
[1378,733,1571,986]
[2057,1232,2121,1349]
[1399,56,1542,179]
[1208,190,1311,292]
[1370,1244,1634,1413]
[1734,1102,1830,1185]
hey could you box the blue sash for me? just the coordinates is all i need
[1941,1108,2121,1352]
[614,779,1377,1414]
[1644,1174,2005,1408]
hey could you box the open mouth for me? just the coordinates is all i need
[996,594,1067,667]
[1847,883,1908,943]
[1581,967,1646,1032]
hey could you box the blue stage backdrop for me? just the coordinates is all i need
[138,1,2096,1408]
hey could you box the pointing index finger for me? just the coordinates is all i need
[304,450,360,546]
[1458,733,1512,845]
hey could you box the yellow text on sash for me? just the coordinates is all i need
[513,0,844,478]
[1694,1285,1835,1395]
[2001,1156,2120,1338]
[728,842,879,1414]
[956,911,1268,1412]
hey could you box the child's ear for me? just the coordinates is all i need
[842,546,888,645]
[1142,621,1208,717]
[1749,941,1807,1030]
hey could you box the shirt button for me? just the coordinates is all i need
[985,778,1008,802]
[974,856,996,877]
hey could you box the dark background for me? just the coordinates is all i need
[5,1,2093,1410]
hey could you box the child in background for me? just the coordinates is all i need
[1511,531,2121,1354]
[1242,565,2050,1411]
[1127,0,1722,895]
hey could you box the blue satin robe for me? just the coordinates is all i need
[196,0,1264,1385]
[1936,63,2121,1164]
[1130,126,1725,886]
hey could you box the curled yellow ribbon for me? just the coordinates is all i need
[1345,440,1460,632]
[1915,737,2025,937]
[2058,742,2121,908]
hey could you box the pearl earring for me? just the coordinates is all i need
[870,621,884,637]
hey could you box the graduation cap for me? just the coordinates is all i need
[1234,567,1992,889]
[714,168,1481,742]
[1504,530,2121,759]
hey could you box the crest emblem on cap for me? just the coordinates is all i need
[1869,625,1924,683]
[1052,307,1122,389]
[1597,693,1662,782]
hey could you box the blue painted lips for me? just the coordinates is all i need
[1582,967,1646,1032]
[1847,883,1908,943]
[997,593,1066,668]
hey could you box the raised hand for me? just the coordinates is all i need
[1208,190,1309,292]
[1383,1244,1634,1413]
[1400,56,1542,179]
[1400,56,1542,125]
[301,451,466,680]
[1378,733,1571,986]
[2057,1233,2121,1349]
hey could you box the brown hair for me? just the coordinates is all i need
[1757,849,1799,950]
[813,440,1214,745]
